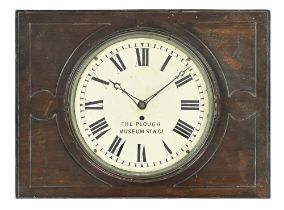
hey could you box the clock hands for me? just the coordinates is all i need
[143,68,190,104]
[109,80,147,109]
[109,68,189,110]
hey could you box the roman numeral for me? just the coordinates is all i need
[89,117,110,139]
[137,144,146,162]
[175,74,192,88]
[160,55,172,71]
[85,100,103,110]
[110,54,126,72]
[181,100,199,110]
[173,119,194,139]
[92,77,109,85]
[108,136,125,157]
[162,140,172,154]
[136,48,149,66]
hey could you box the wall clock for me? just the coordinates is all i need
[16,10,270,197]
[66,29,219,181]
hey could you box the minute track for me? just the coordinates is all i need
[72,34,214,176]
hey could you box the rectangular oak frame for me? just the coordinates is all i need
[16,10,270,198]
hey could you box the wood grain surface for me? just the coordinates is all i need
[16,10,270,198]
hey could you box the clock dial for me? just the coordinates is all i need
[70,32,217,178]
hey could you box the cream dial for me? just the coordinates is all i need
[70,32,215,178]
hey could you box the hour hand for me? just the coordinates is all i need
[109,80,141,107]
[109,80,123,91]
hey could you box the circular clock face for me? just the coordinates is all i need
[69,31,217,179]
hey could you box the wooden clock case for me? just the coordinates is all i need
[16,10,270,198]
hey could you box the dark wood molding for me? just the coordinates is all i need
[16,10,270,198]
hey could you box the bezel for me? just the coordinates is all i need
[59,26,221,182]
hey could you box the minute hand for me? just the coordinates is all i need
[144,68,189,104]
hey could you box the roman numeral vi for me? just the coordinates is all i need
[137,144,146,162]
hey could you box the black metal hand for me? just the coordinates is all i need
[144,68,189,104]
[109,80,142,107]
